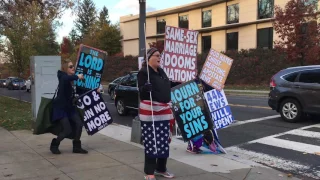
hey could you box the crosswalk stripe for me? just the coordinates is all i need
[226,124,320,180]
[286,129,320,139]
[250,136,320,154]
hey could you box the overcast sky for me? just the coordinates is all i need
[55,0,200,43]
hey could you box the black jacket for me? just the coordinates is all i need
[138,66,180,103]
[53,71,79,110]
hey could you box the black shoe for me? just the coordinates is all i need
[50,138,61,154]
[73,140,88,154]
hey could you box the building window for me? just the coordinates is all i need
[157,19,166,34]
[227,4,239,24]
[257,27,273,49]
[202,36,211,53]
[179,15,189,29]
[202,10,212,28]
[226,32,238,50]
[303,0,318,7]
[258,0,274,19]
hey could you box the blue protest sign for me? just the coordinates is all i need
[170,80,213,141]
[211,105,234,129]
[204,89,228,111]
[77,89,113,135]
[75,44,108,91]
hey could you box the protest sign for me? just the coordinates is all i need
[204,89,229,111]
[138,57,144,70]
[163,26,198,82]
[210,106,234,129]
[77,89,113,135]
[75,44,108,91]
[171,80,213,141]
[199,49,233,90]
[204,89,234,129]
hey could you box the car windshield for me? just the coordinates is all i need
[13,79,23,82]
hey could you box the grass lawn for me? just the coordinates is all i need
[0,96,33,131]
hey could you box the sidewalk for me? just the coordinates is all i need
[0,125,300,180]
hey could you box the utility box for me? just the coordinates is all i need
[30,56,61,121]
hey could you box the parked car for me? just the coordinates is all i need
[7,78,26,90]
[26,76,31,92]
[5,77,17,88]
[268,65,320,123]
[0,79,6,88]
[114,71,139,116]
[108,76,124,100]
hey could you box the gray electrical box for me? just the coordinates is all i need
[30,56,61,121]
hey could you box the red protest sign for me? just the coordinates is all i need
[162,26,198,82]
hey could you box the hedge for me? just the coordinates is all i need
[102,49,301,85]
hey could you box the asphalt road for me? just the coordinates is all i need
[1,88,319,180]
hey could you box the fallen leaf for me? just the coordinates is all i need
[210,164,218,166]
[4,174,13,177]
[315,152,320,156]
[287,174,292,177]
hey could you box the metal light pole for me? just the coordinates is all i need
[139,0,146,57]
[131,0,146,144]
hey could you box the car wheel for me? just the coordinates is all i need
[110,90,115,100]
[116,99,128,116]
[280,98,302,123]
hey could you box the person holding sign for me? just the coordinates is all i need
[50,59,89,155]
[138,48,180,180]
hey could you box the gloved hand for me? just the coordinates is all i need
[143,82,152,92]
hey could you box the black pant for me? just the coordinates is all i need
[56,114,83,142]
[144,154,167,175]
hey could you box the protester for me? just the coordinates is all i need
[50,59,88,155]
[138,47,179,180]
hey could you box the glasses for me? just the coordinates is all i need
[68,65,74,69]
[152,54,160,58]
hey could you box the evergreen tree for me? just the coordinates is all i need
[74,0,97,39]
[99,6,110,27]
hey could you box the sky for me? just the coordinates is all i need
[56,0,200,43]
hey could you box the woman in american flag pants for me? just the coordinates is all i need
[138,48,180,180]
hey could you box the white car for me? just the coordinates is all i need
[26,76,31,92]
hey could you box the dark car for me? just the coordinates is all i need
[7,78,26,90]
[108,76,124,100]
[268,65,320,123]
[4,77,17,88]
[0,79,6,88]
[114,71,139,116]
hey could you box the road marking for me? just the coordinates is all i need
[0,95,30,103]
[229,103,271,109]
[226,146,311,172]
[251,136,320,154]
[228,115,281,127]
[226,124,320,180]
[286,129,320,139]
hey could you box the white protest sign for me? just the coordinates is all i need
[163,26,198,82]
[204,89,229,111]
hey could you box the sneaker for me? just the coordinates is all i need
[154,170,174,178]
[186,142,202,154]
[208,142,217,152]
[144,175,157,180]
